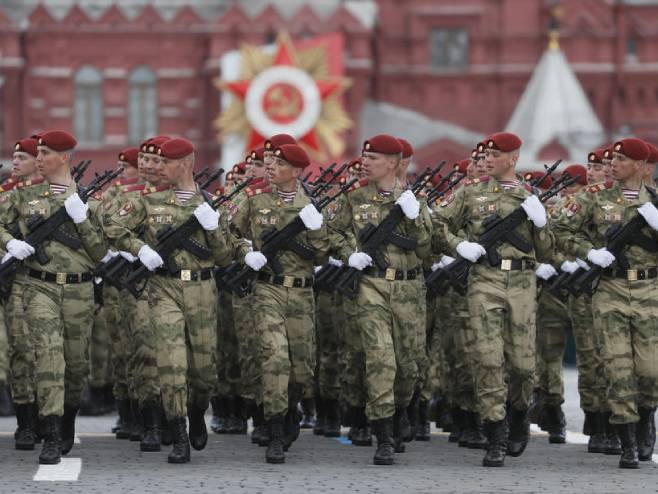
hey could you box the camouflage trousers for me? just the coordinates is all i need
[124,289,160,406]
[467,265,536,422]
[6,276,36,404]
[356,276,422,421]
[105,286,129,399]
[148,275,218,419]
[0,302,7,383]
[315,290,341,400]
[88,292,112,389]
[23,276,94,417]
[593,277,658,424]
[252,281,315,420]
[215,290,240,397]
[232,291,261,401]
[535,290,569,406]
[341,294,367,407]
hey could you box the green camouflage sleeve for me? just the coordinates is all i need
[205,211,237,267]
[104,195,147,256]
[411,203,433,261]
[434,186,468,255]
[552,190,595,260]
[0,190,20,247]
[327,192,355,263]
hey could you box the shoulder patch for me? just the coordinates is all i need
[586,181,613,193]
[90,191,103,201]
[245,186,271,198]
[438,191,455,207]
[16,177,45,189]
[113,176,139,187]
[464,176,489,187]
[141,184,170,196]
[564,201,581,217]
[348,179,369,193]
[122,183,146,193]
[118,202,135,216]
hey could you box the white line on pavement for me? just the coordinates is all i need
[33,458,81,481]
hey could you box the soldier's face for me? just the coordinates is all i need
[263,151,275,167]
[120,162,139,180]
[12,152,37,178]
[466,160,478,180]
[250,160,267,180]
[587,163,606,183]
[397,157,410,179]
[162,158,188,185]
[602,158,613,180]
[36,146,68,179]
[362,152,398,182]
[475,155,487,176]
[141,154,164,185]
[611,152,643,182]
[267,157,299,185]
[484,149,515,178]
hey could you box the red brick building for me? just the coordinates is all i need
[0,0,657,170]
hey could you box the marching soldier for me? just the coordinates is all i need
[435,132,554,467]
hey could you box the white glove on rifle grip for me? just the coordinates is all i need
[456,241,486,263]
[348,252,372,271]
[520,195,547,228]
[298,204,323,231]
[64,193,89,224]
[138,244,164,271]
[560,260,579,274]
[535,263,557,280]
[638,202,658,231]
[587,248,615,268]
[245,251,267,271]
[6,239,35,260]
[194,203,220,231]
[395,190,420,220]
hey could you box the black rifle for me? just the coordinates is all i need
[0,168,122,286]
[311,163,348,199]
[333,162,445,298]
[529,159,562,189]
[310,163,337,187]
[71,160,92,183]
[427,173,578,296]
[193,167,210,183]
[226,177,358,297]
[199,168,225,191]
[569,188,658,296]
[122,178,254,298]
[427,173,466,204]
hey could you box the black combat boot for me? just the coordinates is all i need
[284,387,302,450]
[167,417,190,464]
[372,417,395,465]
[458,409,471,448]
[129,399,143,441]
[60,405,78,455]
[314,396,325,436]
[506,408,530,457]
[323,399,342,438]
[351,407,372,446]
[587,411,606,453]
[39,415,62,465]
[637,407,656,461]
[252,404,269,446]
[0,382,13,416]
[393,407,409,453]
[603,412,621,455]
[448,407,462,443]
[545,405,566,444]
[15,403,36,450]
[266,415,286,464]
[527,388,542,425]
[466,411,488,449]
[187,404,208,451]
[405,391,420,443]
[482,420,507,467]
[415,399,431,441]
[103,384,115,413]
[228,396,247,434]
[115,399,132,439]
[617,423,639,469]
[210,396,229,434]
[300,397,316,429]
[79,385,107,416]
[140,403,161,452]
[160,406,173,446]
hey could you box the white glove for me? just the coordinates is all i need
[138,244,164,271]
[520,195,547,228]
[560,260,579,274]
[314,265,322,274]
[328,256,343,267]
[587,248,615,268]
[431,262,442,272]
[535,263,557,280]
[395,190,420,220]
[119,251,137,263]
[638,202,658,231]
[456,241,486,263]
[575,258,589,270]
[245,251,267,271]
[1,253,12,264]
[194,203,220,231]
[441,255,455,266]
[348,252,372,271]
[6,239,35,260]
[64,193,88,224]
[298,204,323,231]
[100,249,119,263]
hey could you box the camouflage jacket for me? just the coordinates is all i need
[553,181,658,267]
[330,180,433,270]
[433,176,554,263]
[0,178,107,272]
[230,182,329,277]
[104,185,234,270]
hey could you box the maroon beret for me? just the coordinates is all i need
[118,147,139,167]
[602,147,613,160]
[486,132,522,152]
[562,164,588,186]
[248,147,265,162]
[644,142,658,163]
[363,134,403,155]
[455,159,470,175]
[232,162,246,175]
[348,157,362,171]
[613,138,650,161]
[14,138,38,157]
[141,136,170,155]
[264,134,297,150]
[37,130,77,152]
[274,144,310,169]
[470,149,479,160]
[587,149,605,164]
[397,138,413,159]
[476,142,486,154]
[158,138,194,160]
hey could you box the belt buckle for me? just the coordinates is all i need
[500,259,512,271]
[385,267,397,281]
[283,275,295,288]
[56,272,67,285]
[180,270,192,281]
[627,269,638,282]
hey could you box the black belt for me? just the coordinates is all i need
[363,266,421,281]
[154,267,214,281]
[257,272,313,288]
[603,267,658,281]
[479,259,535,271]
[28,268,93,285]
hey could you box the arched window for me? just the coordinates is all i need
[74,65,103,144]
[128,66,157,144]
